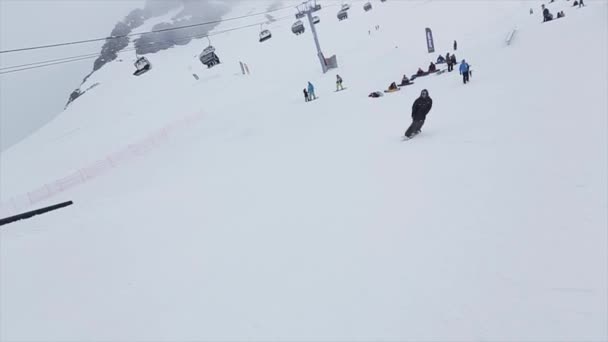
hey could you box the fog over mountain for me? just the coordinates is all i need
[66,0,232,107]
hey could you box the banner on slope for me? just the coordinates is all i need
[425,28,435,53]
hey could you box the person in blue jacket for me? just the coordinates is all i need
[307,82,317,100]
[460,59,471,84]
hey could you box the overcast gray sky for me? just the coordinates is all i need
[0,0,145,151]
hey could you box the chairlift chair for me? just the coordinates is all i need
[133,56,151,76]
[337,9,349,21]
[341,3,351,11]
[292,20,305,35]
[313,16,321,24]
[259,29,272,42]
[199,45,220,68]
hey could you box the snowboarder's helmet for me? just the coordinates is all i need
[421,89,429,96]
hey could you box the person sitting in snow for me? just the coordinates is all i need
[368,91,384,98]
[436,55,446,64]
[542,5,553,22]
[557,11,565,18]
[428,62,437,73]
[400,75,411,86]
[416,68,426,76]
[388,82,399,91]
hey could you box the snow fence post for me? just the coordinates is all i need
[506,29,517,46]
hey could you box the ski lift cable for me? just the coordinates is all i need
[0,4,296,54]
[1,13,294,71]
[0,52,104,71]
[0,56,104,75]
[0,15,294,75]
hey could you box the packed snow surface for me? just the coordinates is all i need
[1,0,607,340]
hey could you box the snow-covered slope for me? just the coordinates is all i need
[1,0,607,340]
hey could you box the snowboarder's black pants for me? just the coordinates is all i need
[447,63,453,72]
[405,119,425,137]
[463,71,470,84]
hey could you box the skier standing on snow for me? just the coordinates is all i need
[303,88,309,102]
[404,89,433,139]
[453,40,458,51]
[336,75,344,91]
[307,82,317,100]
[460,59,471,84]
[446,53,454,72]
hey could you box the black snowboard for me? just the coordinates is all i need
[403,120,424,140]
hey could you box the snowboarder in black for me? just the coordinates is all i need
[453,40,458,51]
[303,88,309,102]
[404,89,433,139]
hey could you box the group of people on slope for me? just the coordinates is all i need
[447,53,457,72]
[299,77,438,141]
[541,3,572,23]
[412,62,438,79]
[439,52,458,72]
[303,75,346,102]
[409,57,471,84]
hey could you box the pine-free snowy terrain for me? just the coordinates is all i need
[1,0,607,340]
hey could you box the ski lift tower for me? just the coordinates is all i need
[299,0,338,73]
